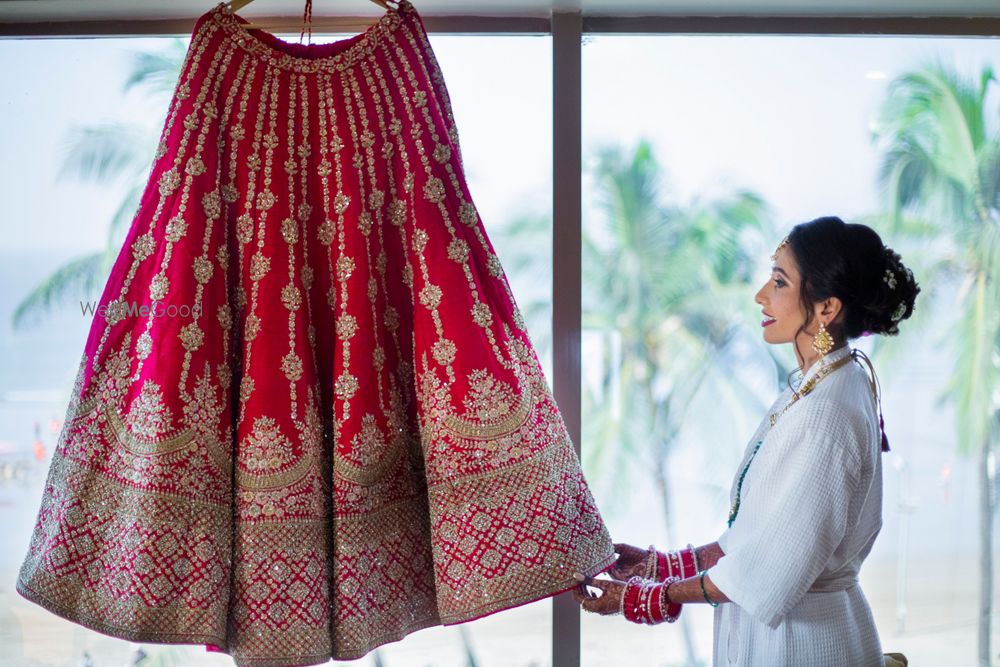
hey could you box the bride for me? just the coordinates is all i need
[573,216,919,666]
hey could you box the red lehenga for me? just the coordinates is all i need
[16,2,613,665]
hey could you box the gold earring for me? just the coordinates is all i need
[812,322,834,357]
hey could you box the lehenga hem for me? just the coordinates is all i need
[17,553,618,665]
[16,577,228,655]
[439,554,617,627]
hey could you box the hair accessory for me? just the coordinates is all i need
[771,236,790,261]
[891,302,906,322]
[883,268,898,289]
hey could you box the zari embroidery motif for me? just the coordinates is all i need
[16,4,614,666]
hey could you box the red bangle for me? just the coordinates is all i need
[668,550,681,578]
[622,576,643,622]
[656,550,670,582]
[679,547,696,580]
[622,576,683,625]
[651,546,698,582]
[663,578,683,622]
[643,580,660,625]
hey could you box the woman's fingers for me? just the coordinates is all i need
[581,579,625,615]
[570,583,594,604]
[581,575,626,595]
[612,543,649,571]
[572,573,628,616]
[614,542,648,559]
[609,542,649,581]
[584,577,616,593]
[609,563,642,581]
[580,592,618,615]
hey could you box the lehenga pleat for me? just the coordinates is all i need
[15,3,614,665]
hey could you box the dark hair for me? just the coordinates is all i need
[786,216,920,340]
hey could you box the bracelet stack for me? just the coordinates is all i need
[621,575,682,625]
[645,545,698,583]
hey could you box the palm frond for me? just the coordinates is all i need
[875,64,991,230]
[580,138,773,521]
[56,122,150,186]
[11,251,110,330]
[942,269,1000,455]
[123,39,188,98]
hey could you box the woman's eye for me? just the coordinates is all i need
[774,278,786,288]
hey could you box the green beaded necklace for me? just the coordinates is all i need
[727,440,763,527]
[726,352,854,529]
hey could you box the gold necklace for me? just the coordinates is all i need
[768,352,854,427]
[728,351,854,527]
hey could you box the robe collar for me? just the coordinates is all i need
[797,343,853,388]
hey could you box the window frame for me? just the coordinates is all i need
[3,9,998,667]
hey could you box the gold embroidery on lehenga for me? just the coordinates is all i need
[138,41,232,397]
[18,6,616,665]
[213,0,402,75]
[335,68,366,424]
[236,416,313,490]
[234,63,278,413]
[62,337,231,470]
[363,54,420,414]
[90,21,217,371]
[333,414,408,486]
[448,369,532,440]
[108,405,195,456]
[183,365,229,473]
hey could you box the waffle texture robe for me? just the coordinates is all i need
[710,344,885,666]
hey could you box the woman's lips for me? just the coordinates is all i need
[761,317,776,327]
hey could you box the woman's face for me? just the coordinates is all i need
[754,245,808,346]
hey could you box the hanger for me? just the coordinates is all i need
[225,0,399,32]
[226,0,396,12]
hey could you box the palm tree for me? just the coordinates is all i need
[581,140,772,665]
[486,210,553,360]
[873,61,1000,667]
[12,38,188,329]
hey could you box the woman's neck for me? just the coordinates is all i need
[796,340,848,377]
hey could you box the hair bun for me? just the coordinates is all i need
[786,217,920,340]
[863,245,919,336]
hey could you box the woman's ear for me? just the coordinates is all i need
[817,296,843,324]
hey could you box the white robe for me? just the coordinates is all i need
[709,344,885,666]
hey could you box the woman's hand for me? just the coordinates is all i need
[608,542,652,580]
[571,574,627,615]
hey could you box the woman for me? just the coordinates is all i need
[573,216,920,666]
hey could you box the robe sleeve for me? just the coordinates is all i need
[717,528,729,553]
[708,403,862,628]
